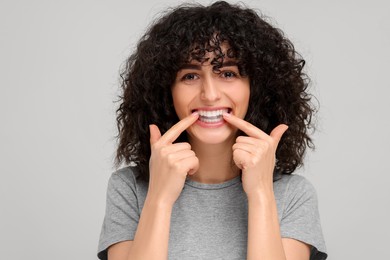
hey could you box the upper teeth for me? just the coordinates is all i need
[198,109,228,118]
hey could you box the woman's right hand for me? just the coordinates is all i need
[147,112,199,207]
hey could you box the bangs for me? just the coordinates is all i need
[179,33,244,74]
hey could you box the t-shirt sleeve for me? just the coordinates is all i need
[279,175,328,260]
[97,169,140,260]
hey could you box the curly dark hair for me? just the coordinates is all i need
[115,1,316,181]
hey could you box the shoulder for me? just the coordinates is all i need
[98,167,146,259]
[275,175,327,258]
[107,166,147,194]
[274,174,317,198]
[274,174,319,215]
[109,166,139,184]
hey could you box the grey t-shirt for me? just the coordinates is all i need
[98,166,327,259]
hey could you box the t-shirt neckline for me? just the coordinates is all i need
[185,175,241,190]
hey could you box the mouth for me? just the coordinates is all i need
[192,108,232,123]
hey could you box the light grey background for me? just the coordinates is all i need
[1,0,389,259]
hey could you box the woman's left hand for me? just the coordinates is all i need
[222,113,288,198]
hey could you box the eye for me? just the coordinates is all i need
[221,71,238,79]
[181,73,199,81]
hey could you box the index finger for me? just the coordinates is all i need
[159,112,199,144]
[222,113,270,140]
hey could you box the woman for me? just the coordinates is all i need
[98,1,327,259]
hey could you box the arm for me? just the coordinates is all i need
[128,197,173,258]
[247,189,310,260]
[108,198,173,260]
[223,113,310,260]
[247,189,286,260]
[282,238,311,260]
[108,113,199,260]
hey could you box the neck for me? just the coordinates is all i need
[188,139,240,184]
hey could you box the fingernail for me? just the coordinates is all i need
[192,111,199,116]
[223,112,231,117]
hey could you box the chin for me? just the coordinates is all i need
[189,124,236,145]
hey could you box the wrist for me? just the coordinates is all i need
[246,187,275,204]
[144,194,175,211]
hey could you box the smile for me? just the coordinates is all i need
[193,108,231,123]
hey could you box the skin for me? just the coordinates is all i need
[108,55,311,259]
[172,57,250,148]
[171,53,250,183]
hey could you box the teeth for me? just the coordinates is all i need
[198,109,228,117]
[200,117,221,123]
[197,109,229,123]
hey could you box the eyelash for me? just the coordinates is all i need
[180,71,238,81]
[221,71,238,79]
[182,73,199,81]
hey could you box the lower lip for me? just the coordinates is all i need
[195,117,226,128]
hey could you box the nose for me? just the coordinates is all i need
[200,76,221,102]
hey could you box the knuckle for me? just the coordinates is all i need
[151,143,159,150]
[159,146,168,155]
[233,149,241,157]
[256,143,270,155]
[166,153,175,162]
[263,141,271,150]
[255,145,264,154]
[170,161,182,171]
[191,156,199,167]
[249,158,257,167]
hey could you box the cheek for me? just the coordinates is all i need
[245,89,250,109]
[233,83,250,110]
[171,87,192,118]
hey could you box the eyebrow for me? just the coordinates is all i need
[179,60,238,70]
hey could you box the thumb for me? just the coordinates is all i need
[270,124,288,144]
[149,124,162,145]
